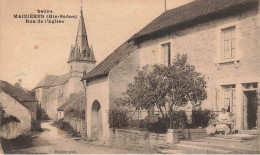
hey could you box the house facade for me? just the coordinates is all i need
[82,0,260,142]
[34,8,96,120]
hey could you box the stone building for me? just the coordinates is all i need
[34,8,96,120]
[0,80,37,132]
[82,0,260,142]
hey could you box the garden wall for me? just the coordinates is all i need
[108,128,206,150]
[108,129,168,150]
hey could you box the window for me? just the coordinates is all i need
[222,27,236,60]
[82,49,87,58]
[222,85,236,112]
[161,43,171,66]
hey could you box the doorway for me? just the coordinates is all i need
[243,91,258,130]
[91,100,103,140]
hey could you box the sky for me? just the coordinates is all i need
[0,0,193,89]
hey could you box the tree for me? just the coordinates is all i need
[120,53,207,128]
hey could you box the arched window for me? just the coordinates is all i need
[82,49,87,58]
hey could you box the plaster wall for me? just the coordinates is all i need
[85,76,109,142]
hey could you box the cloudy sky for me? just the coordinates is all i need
[0,0,193,89]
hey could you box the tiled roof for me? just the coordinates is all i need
[82,41,138,80]
[0,80,36,111]
[51,74,70,87]
[35,74,70,89]
[82,0,257,81]
[132,0,258,40]
[57,91,85,111]
[34,75,57,89]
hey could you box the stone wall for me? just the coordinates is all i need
[135,5,260,130]
[0,92,32,131]
[109,129,168,150]
[23,101,37,120]
[138,5,260,111]
[108,128,206,150]
[109,49,140,109]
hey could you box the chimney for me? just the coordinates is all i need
[18,79,22,86]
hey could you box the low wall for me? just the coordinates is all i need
[172,129,206,141]
[108,128,206,150]
[0,122,22,139]
[109,129,168,150]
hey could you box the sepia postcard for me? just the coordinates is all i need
[0,0,259,154]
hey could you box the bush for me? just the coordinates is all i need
[51,119,78,136]
[191,109,213,128]
[37,107,51,121]
[1,133,33,153]
[31,119,42,131]
[145,116,167,133]
[170,110,188,129]
[108,108,129,129]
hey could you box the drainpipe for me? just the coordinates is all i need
[81,76,87,140]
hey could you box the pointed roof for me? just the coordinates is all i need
[68,9,96,62]
[75,9,89,52]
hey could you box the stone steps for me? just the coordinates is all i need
[215,133,258,140]
[169,143,231,154]
[162,134,259,154]
[239,129,258,135]
[178,140,260,154]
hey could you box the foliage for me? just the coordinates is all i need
[37,107,51,121]
[64,108,85,120]
[51,118,78,136]
[1,115,20,126]
[31,119,42,131]
[1,133,34,153]
[0,103,5,127]
[191,109,213,128]
[108,108,129,129]
[63,97,85,120]
[145,116,168,133]
[108,98,135,129]
[116,53,207,128]
[170,110,188,129]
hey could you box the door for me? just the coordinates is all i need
[244,91,258,129]
[91,100,103,140]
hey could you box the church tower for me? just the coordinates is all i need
[68,8,96,77]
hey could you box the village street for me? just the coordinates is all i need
[9,121,154,154]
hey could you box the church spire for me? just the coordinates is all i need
[68,8,96,63]
[75,9,89,51]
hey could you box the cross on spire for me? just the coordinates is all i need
[81,0,83,10]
